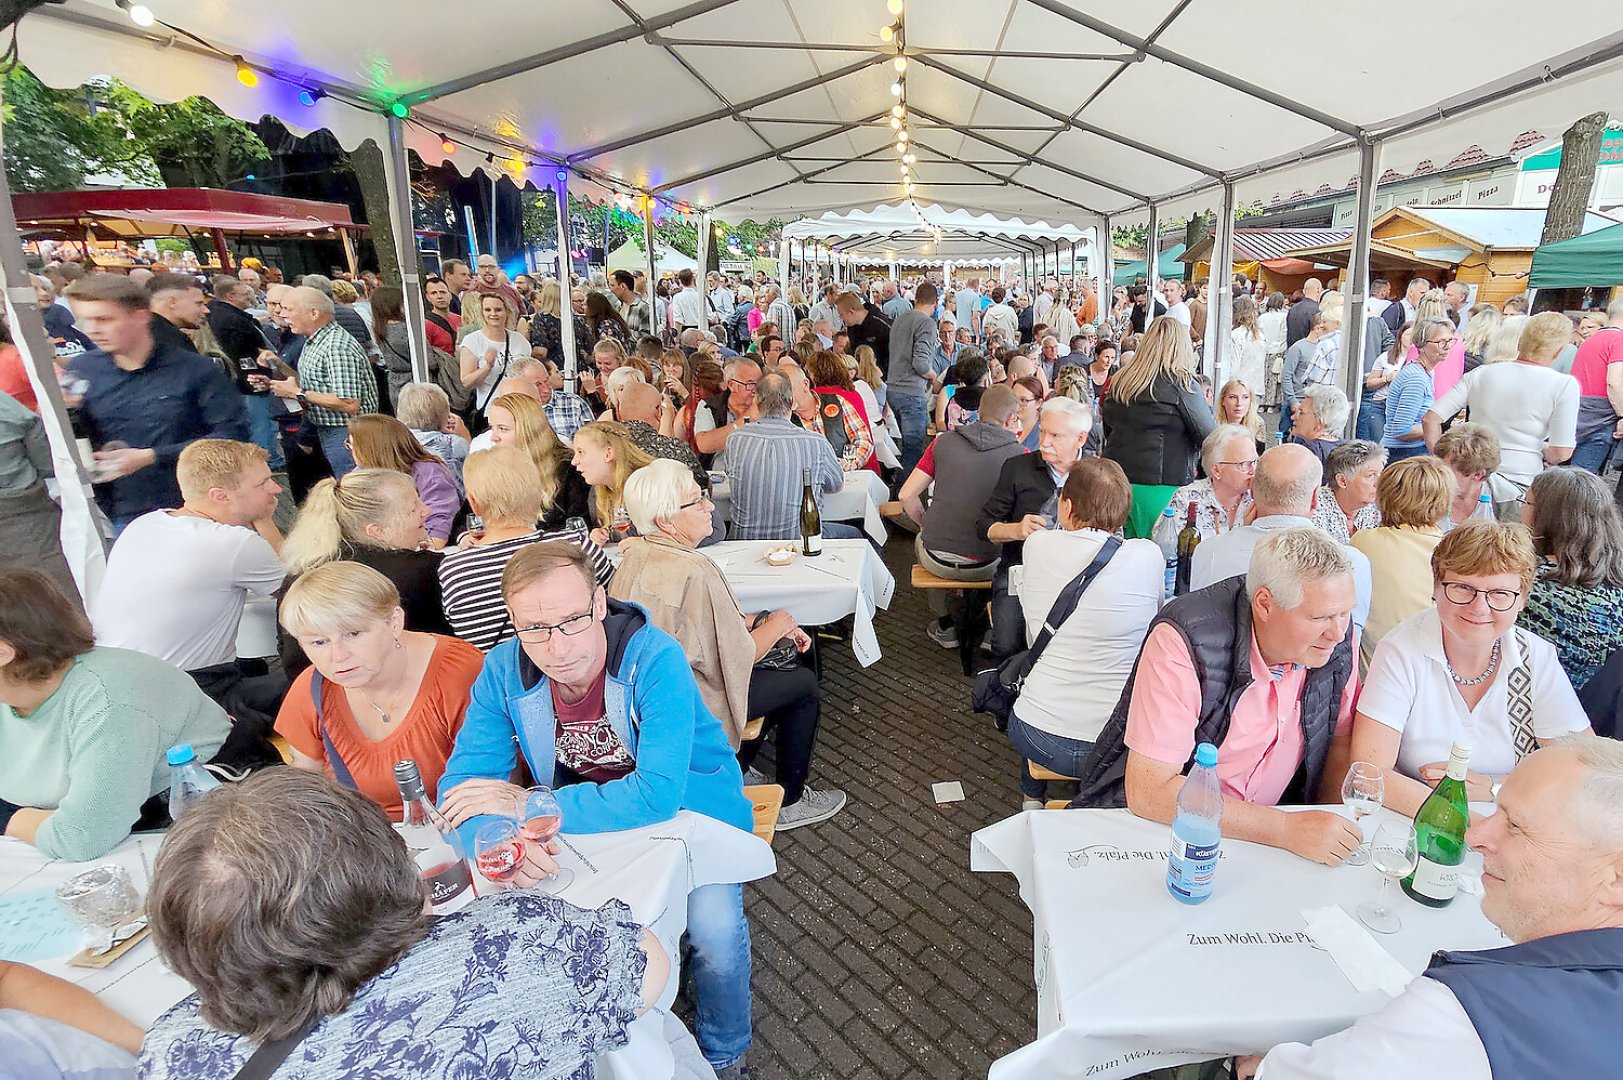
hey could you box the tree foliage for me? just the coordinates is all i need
[1,66,267,192]
[518,185,783,263]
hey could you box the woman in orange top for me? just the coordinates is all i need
[274,561,484,820]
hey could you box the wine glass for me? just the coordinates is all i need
[517,786,574,892]
[55,864,143,954]
[610,506,633,544]
[1358,821,1417,935]
[1340,762,1385,867]
[473,820,526,887]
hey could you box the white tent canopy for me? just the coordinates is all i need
[606,239,697,275]
[17,0,1623,227]
[783,201,1092,266]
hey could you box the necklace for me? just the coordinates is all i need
[1446,638,1501,687]
[352,643,412,725]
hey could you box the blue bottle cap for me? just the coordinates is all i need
[1193,742,1218,768]
[166,743,196,766]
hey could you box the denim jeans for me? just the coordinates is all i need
[889,392,929,478]
[1383,442,1428,463]
[1006,712,1095,800]
[316,423,356,478]
[1355,398,1386,444]
[822,522,862,540]
[686,881,752,1069]
[987,566,1026,661]
[1570,427,1617,474]
[242,393,286,469]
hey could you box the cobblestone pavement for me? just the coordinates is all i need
[741,531,1038,1080]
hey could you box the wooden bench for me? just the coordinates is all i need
[1028,761,1078,783]
[879,500,909,521]
[745,784,785,843]
[742,716,765,742]
[911,565,994,590]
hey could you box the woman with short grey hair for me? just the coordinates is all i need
[1151,423,1257,551]
[1311,439,1385,543]
[613,460,842,832]
[140,768,671,1079]
[396,382,469,493]
[1289,382,1349,481]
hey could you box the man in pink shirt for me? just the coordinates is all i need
[1074,527,1365,865]
[1567,297,1623,474]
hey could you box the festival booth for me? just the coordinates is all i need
[1530,219,1623,299]
[1281,205,1620,306]
[1179,227,1349,296]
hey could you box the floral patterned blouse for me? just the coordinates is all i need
[138,891,647,1080]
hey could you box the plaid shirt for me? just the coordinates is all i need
[798,395,873,467]
[544,390,594,443]
[299,320,377,426]
[1291,331,1341,402]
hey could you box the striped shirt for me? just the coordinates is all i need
[726,417,842,541]
[299,320,378,426]
[437,526,613,651]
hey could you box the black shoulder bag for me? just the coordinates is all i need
[972,536,1121,732]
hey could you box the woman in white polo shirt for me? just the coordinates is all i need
[1349,521,1589,818]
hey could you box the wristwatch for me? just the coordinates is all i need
[295,392,310,406]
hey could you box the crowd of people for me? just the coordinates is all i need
[1,245,1621,1079]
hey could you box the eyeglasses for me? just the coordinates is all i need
[729,378,758,391]
[1440,581,1521,612]
[1217,459,1258,472]
[1015,395,1038,405]
[1424,336,1452,347]
[513,609,596,643]
[679,493,713,512]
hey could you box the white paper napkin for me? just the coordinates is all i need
[1301,905,1414,997]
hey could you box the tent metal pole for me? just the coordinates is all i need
[0,103,107,589]
[778,240,790,295]
[1146,202,1161,320]
[1202,181,1236,385]
[1100,215,1115,323]
[643,200,658,340]
[385,116,430,383]
[1342,136,1382,435]
[697,210,713,286]
[552,172,579,387]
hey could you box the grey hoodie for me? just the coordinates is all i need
[922,421,1026,560]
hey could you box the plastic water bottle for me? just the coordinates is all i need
[1471,490,1494,521]
[167,744,221,821]
[1156,505,1178,600]
[1166,742,1223,905]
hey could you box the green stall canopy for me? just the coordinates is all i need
[1529,221,1623,288]
[1114,243,1187,282]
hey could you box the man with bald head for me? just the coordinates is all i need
[616,380,706,487]
[1237,736,1623,1078]
[1189,442,1371,629]
[267,286,375,477]
[1286,277,1324,348]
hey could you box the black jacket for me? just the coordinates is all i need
[843,303,892,376]
[1285,298,1319,348]
[207,301,275,394]
[975,451,1057,567]
[1100,374,1215,487]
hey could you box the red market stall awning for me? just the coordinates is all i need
[12,187,366,239]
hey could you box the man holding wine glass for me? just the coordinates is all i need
[1237,736,1623,1078]
[437,542,755,1079]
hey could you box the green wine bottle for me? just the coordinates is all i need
[1401,739,1471,908]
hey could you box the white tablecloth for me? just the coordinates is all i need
[699,538,896,667]
[971,807,1508,1080]
[711,470,890,545]
[0,810,773,1079]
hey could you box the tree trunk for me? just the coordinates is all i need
[348,138,401,285]
[1541,112,1607,245]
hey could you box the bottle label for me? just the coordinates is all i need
[1167,834,1219,901]
[804,531,823,555]
[1409,855,1459,901]
[422,859,477,914]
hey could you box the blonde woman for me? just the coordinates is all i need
[854,343,887,415]
[1099,317,1217,537]
[345,413,460,547]
[1480,314,1527,366]
[528,278,587,372]
[459,293,528,425]
[437,448,611,651]
[276,561,483,820]
[485,392,591,530]
[570,420,655,545]
[1349,456,1454,663]
[1227,294,1267,394]
[280,469,450,651]
[1460,305,1503,373]
[1216,378,1265,452]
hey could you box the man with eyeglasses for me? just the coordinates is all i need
[438,541,755,1078]
[1191,443,1372,633]
[692,357,762,472]
[1382,315,1453,462]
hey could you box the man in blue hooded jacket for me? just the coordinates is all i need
[439,541,754,1077]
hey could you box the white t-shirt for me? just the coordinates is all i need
[1011,530,1163,742]
[1429,362,1579,487]
[1165,300,1191,326]
[1358,607,1588,781]
[671,287,705,329]
[460,328,530,410]
[92,511,285,671]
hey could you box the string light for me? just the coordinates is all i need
[903,153,916,165]
[234,58,258,87]
[897,129,908,143]
[893,55,907,73]
[895,140,906,153]
[879,23,896,42]
[890,116,902,130]
[891,104,905,118]
[888,0,904,14]
[115,0,155,27]
[889,81,903,97]
[440,134,456,154]
[389,100,410,119]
